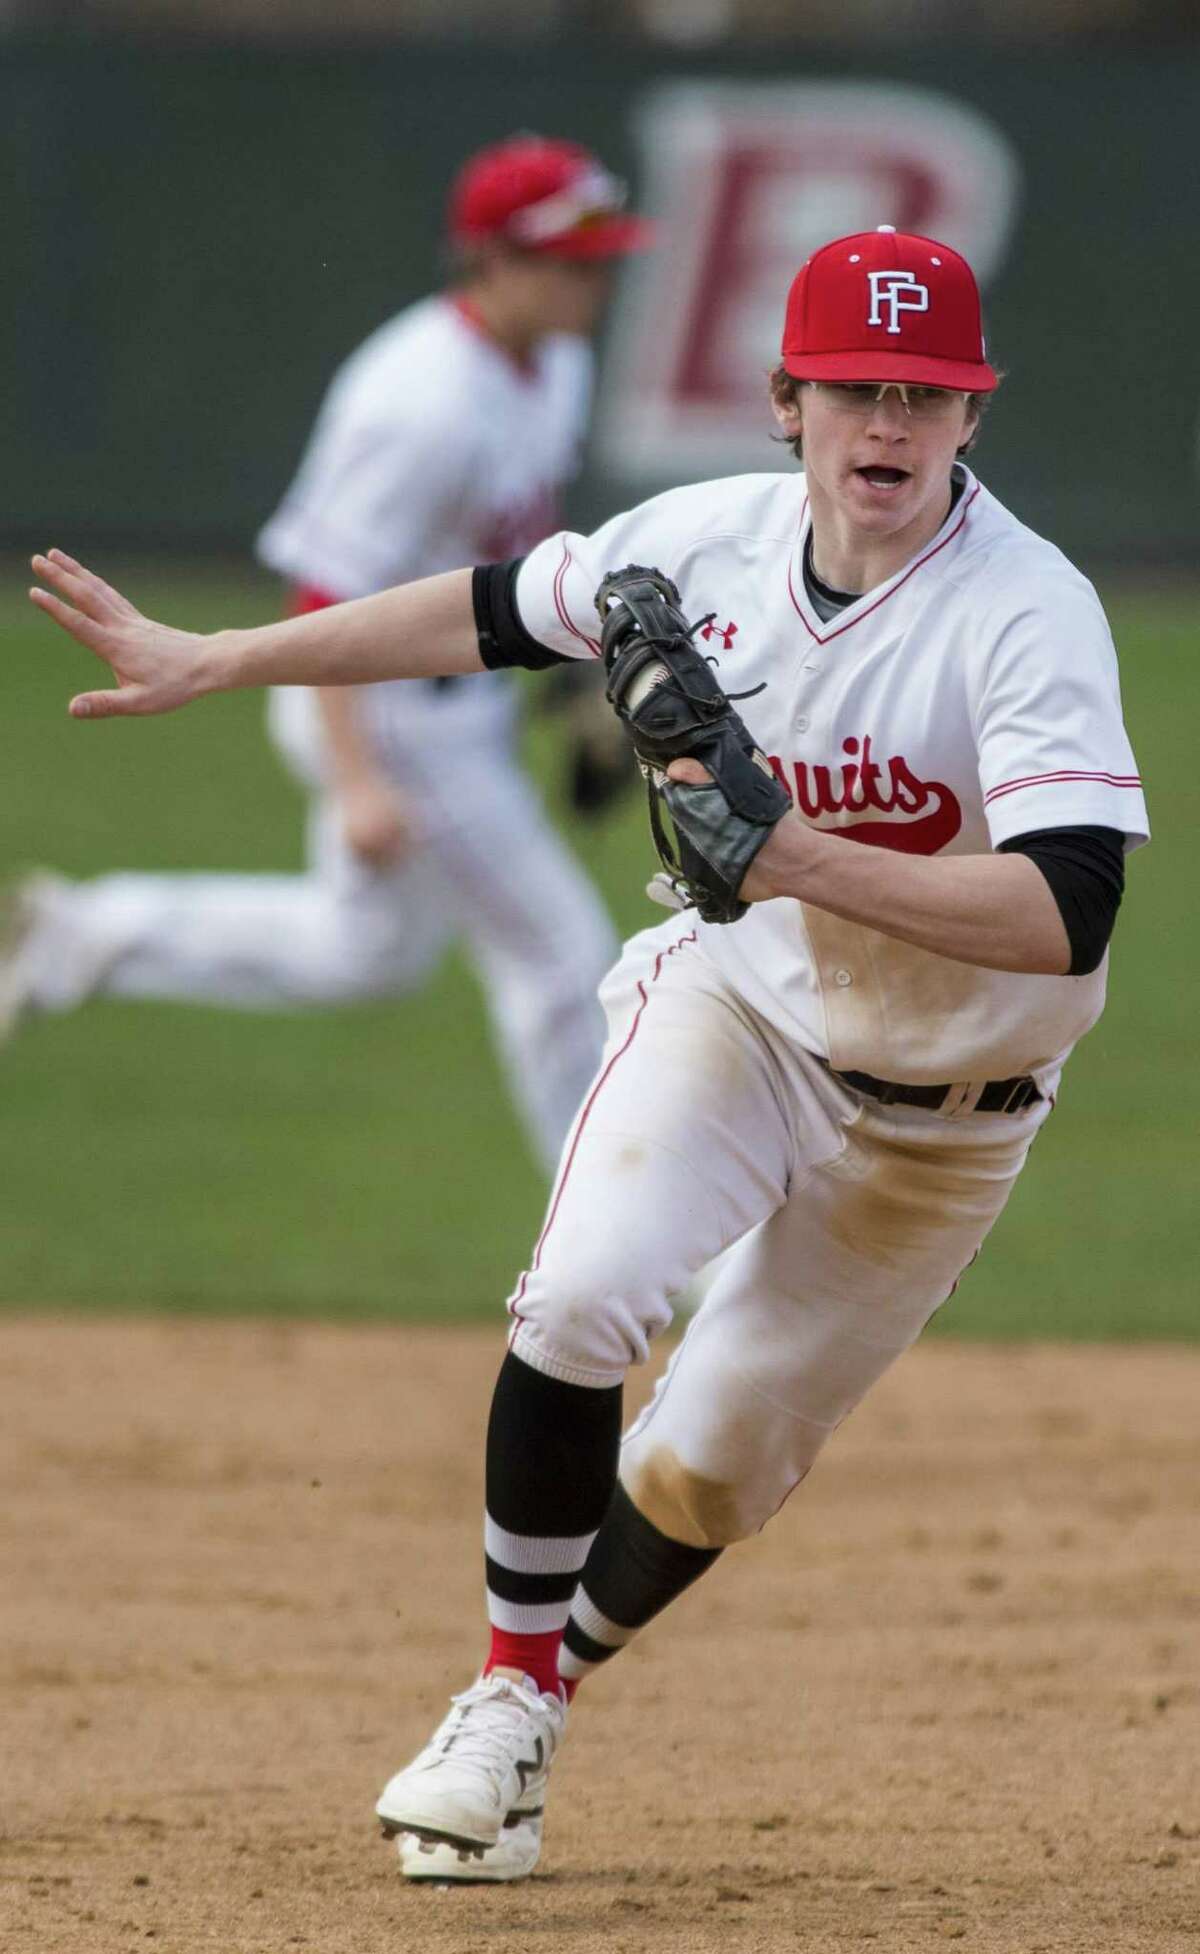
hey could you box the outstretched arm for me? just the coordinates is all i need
[29,552,480,720]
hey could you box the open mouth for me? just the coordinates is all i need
[856,466,910,489]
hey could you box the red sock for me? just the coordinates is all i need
[562,1676,580,1705]
[484,1627,564,1699]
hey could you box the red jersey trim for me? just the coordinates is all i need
[787,484,981,646]
[553,541,602,657]
[984,768,1143,807]
[506,929,697,1333]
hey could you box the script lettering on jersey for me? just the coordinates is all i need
[866,270,929,336]
[769,736,962,854]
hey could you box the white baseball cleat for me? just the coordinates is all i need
[375,1671,565,1854]
[395,1806,543,1883]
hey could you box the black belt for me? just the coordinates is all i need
[820,1060,1042,1116]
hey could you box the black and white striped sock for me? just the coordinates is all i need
[559,1480,722,1686]
[483,1352,622,1694]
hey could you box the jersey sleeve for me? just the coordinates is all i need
[256,353,469,599]
[258,414,467,599]
[513,485,718,664]
[971,570,1149,851]
[511,530,604,662]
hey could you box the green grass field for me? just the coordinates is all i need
[2,561,1195,1337]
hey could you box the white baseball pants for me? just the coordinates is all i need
[27,715,617,1176]
[507,920,1051,1545]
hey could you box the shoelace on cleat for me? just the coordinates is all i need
[420,1677,557,1786]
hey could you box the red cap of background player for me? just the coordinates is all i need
[781,227,997,393]
[448,136,656,261]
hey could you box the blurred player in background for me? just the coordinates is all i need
[0,134,649,1173]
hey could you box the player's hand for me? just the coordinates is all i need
[336,775,419,868]
[665,756,795,903]
[29,550,212,719]
[666,758,711,788]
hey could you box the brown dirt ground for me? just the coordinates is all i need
[2,1319,1198,1954]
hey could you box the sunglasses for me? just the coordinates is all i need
[807,382,967,419]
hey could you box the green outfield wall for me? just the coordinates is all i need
[2,35,1197,564]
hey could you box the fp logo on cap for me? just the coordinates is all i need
[866,270,929,335]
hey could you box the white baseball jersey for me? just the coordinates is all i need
[514,466,1148,1088]
[257,293,593,758]
[36,297,615,1180]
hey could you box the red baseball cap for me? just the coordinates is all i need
[448,136,656,261]
[781,226,997,393]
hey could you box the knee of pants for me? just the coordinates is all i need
[620,1406,832,1549]
[510,1120,736,1386]
[618,1438,767,1550]
[314,897,446,999]
[618,1308,818,1547]
[616,1289,919,1549]
[508,1229,677,1387]
[349,934,443,999]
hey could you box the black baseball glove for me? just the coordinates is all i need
[596,563,792,924]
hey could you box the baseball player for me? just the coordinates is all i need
[2,135,653,1178]
[29,226,1147,1886]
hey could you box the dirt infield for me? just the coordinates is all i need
[3,1319,1198,1953]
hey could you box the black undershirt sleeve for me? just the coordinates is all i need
[472,557,572,672]
[998,826,1125,976]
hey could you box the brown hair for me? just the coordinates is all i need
[767,363,996,461]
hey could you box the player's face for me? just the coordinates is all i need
[497,251,615,338]
[528,256,615,335]
[778,382,978,543]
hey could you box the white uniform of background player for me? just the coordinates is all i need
[4,137,652,1175]
[26,227,1148,1885]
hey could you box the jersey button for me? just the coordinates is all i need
[834,968,854,987]
[795,715,810,733]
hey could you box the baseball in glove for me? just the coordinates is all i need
[596,564,792,924]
